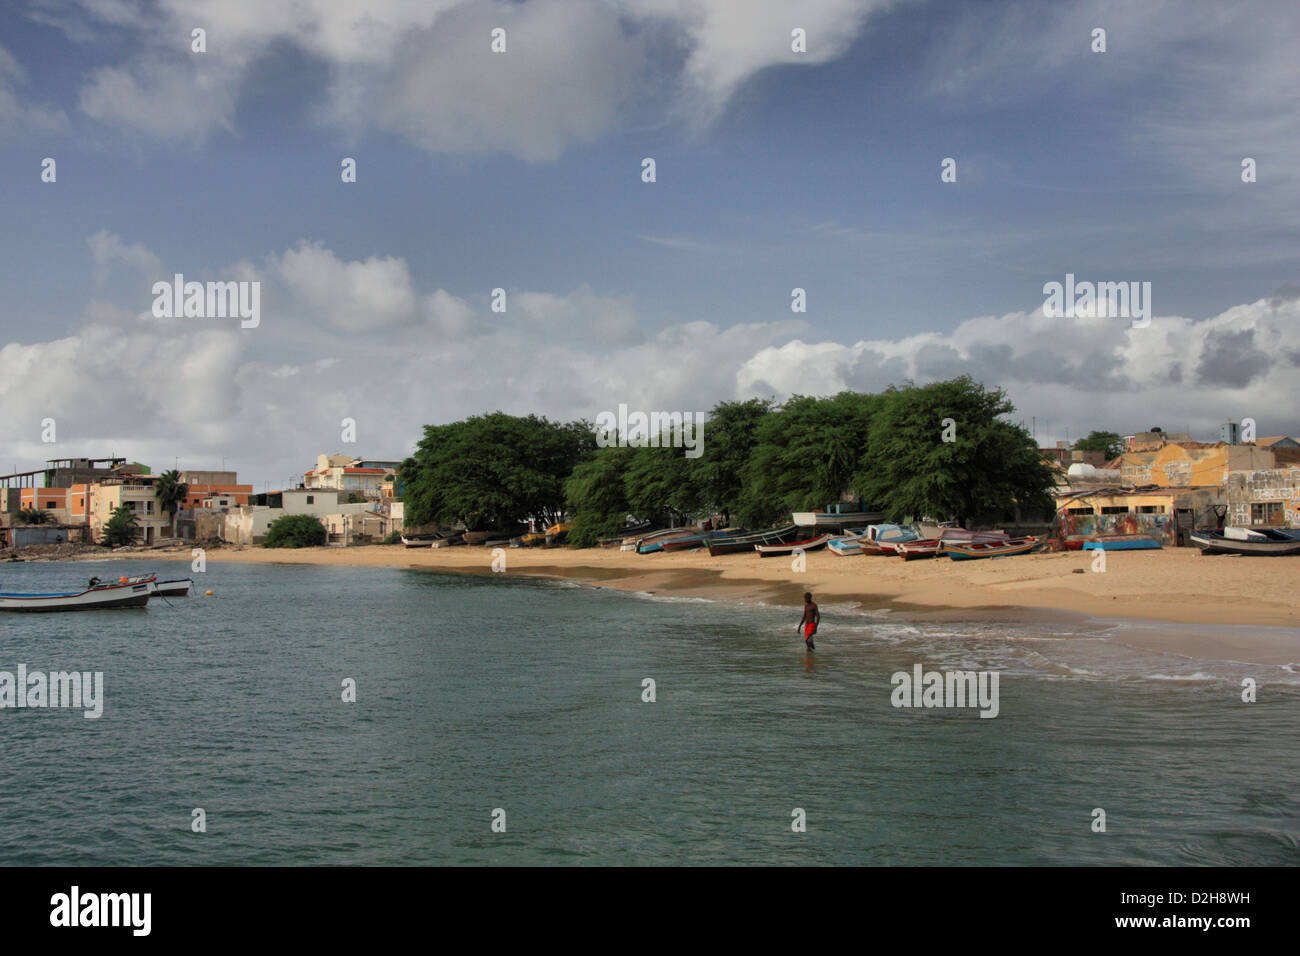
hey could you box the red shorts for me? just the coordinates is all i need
[805,621,817,638]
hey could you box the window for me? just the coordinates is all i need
[1251,501,1284,525]
[1100,506,1129,514]
[1067,507,1094,515]
[306,495,314,504]
[1137,505,1165,514]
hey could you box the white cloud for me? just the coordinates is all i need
[8,232,1298,487]
[0,42,68,132]
[274,242,417,332]
[54,0,895,156]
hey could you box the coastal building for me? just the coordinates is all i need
[90,476,174,544]
[208,489,377,545]
[1118,440,1275,488]
[303,454,401,499]
[1224,467,1300,529]
[177,470,253,510]
[1051,486,1224,547]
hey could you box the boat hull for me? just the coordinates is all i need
[755,534,832,557]
[0,580,153,612]
[706,525,799,556]
[1080,536,1162,551]
[944,537,1041,561]
[1191,530,1300,556]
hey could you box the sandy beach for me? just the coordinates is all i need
[196,542,1299,626]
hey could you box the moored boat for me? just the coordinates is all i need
[400,533,439,548]
[705,524,799,556]
[0,576,154,613]
[755,533,833,557]
[1190,528,1300,556]
[943,536,1042,560]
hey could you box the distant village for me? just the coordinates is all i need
[0,453,406,550]
[1,421,1298,552]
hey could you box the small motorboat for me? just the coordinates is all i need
[755,533,833,557]
[1190,528,1300,556]
[0,575,155,613]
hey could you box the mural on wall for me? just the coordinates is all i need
[1052,511,1176,546]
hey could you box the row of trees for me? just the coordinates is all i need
[399,377,1059,547]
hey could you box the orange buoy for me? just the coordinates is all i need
[119,576,129,583]
[204,589,214,596]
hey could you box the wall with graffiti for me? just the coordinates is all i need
[1052,511,1176,546]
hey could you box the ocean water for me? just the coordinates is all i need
[0,558,1295,866]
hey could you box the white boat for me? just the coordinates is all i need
[792,510,885,529]
[152,578,193,597]
[0,576,154,613]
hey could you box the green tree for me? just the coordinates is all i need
[693,398,771,524]
[265,513,327,548]
[1073,430,1125,460]
[153,469,189,538]
[100,504,140,546]
[16,507,52,525]
[622,443,703,529]
[402,413,595,530]
[565,446,633,547]
[856,377,1055,527]
[739,392,881,527]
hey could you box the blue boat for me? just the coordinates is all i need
[1081,536,1162,551]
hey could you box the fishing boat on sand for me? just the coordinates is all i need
[755,533,832,557]
[943,536,1042,560]
[895,528,1008,560]
[827,529,870,555]
[705,525,800,556]
[1190,527,1300,556]
[857,524,922,555]
[400,532,439,548]
[0,575,155,612]
[659,528,747,553]
[1080,535,1162,551]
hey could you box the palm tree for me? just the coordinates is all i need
[101,504,140,547]
[154,469,189,539]
[16,507,52,525]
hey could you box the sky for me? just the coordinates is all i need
[1,0,1298,489]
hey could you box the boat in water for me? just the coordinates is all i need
[943,536,1042,561]
[755,533,833,557]
[705,524,800,556]
[0,575,155,613]
[1190,527,1300,556]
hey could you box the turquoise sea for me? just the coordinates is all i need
[0,558,1296,865]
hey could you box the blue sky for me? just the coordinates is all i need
[1,0,1298,487]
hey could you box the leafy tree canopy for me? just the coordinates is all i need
[265,513,327,548]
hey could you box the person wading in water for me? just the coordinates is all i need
[798,591,819,651]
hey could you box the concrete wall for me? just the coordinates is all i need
[1225,467,1300,528]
